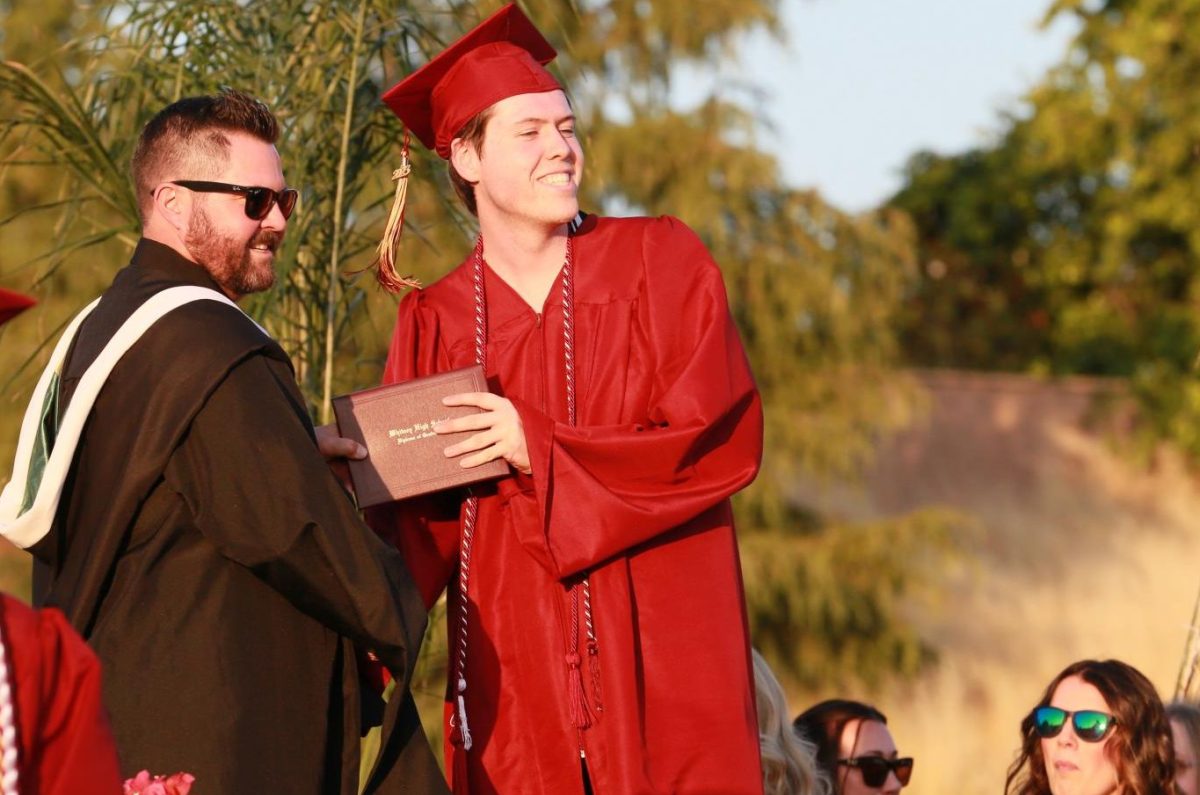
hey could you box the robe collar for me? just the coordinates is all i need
[129,238,228,295]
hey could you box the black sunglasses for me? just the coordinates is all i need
[170,180,298,220]
[1032,706,1117,743]
[838,756,914,788]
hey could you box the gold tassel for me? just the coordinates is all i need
[374,132,421,293]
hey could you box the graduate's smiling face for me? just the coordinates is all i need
[452,89,582,230]
[182,132,288,300]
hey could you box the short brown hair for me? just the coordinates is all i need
[447,107,492,217]
[131,88,279,223]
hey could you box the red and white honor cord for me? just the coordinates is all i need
[0,618,19,795]
[560,237,603,725]
[450,244,490,752]
[452,228,602,752]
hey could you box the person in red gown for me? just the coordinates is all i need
[0,289,123,795]
[370,5,765,793]
[0,289,34,327]
[0,595,124,795]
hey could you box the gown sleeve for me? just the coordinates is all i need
[161,352,428,685]
[513,218,764,579]
[3,596,123,795]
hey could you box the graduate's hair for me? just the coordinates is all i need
[131,88,280,224]
[753,650,828,795]
[793,699,889,793]
[1003,659,1174,795]
[447,108,493,217]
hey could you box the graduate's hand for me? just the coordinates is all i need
[315,423,367,492]
[438,392,532,475]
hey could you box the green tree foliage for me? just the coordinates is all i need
[0,0,963,704]
[891,141,1051,372]
[743,508,969,691]
[1,1,484,421]
[0,1,122,482]
[892,0,1200,459]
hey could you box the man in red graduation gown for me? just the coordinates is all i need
[371,5,765,793]
[0,291,123,794]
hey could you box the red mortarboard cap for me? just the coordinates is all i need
[382,3,561,159]
[0,288,34,327]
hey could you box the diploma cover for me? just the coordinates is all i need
[332,365,508,507]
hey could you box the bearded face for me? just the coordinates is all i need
[184,201,281,298]
[176,133,290,300]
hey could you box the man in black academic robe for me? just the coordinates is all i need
[20,91,445,793]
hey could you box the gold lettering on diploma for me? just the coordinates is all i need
[387,416,452,446]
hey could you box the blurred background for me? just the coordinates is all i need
[2,0,1199,790]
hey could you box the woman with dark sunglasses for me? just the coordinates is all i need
[793,700,913,794]
[1004,659,1174,795]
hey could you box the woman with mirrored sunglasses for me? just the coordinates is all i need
[793,700,913,794]
[1004,659,1174,795]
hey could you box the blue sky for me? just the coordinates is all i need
[676,0,1080,212]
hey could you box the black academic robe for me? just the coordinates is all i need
[32,239,445,794]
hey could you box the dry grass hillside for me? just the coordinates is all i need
[791,369,1200,793]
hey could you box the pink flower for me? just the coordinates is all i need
[160,773,195,795]
[123,770,195,795]
[123,771,153,794]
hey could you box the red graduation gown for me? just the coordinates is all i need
[375,215,764,794]
[0,595,122,795]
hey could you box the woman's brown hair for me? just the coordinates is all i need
[1004,659,1174,795]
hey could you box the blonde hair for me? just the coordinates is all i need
[754,649,829,795]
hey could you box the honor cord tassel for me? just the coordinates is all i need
[567,585,593,729]
[456,677,473,751]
